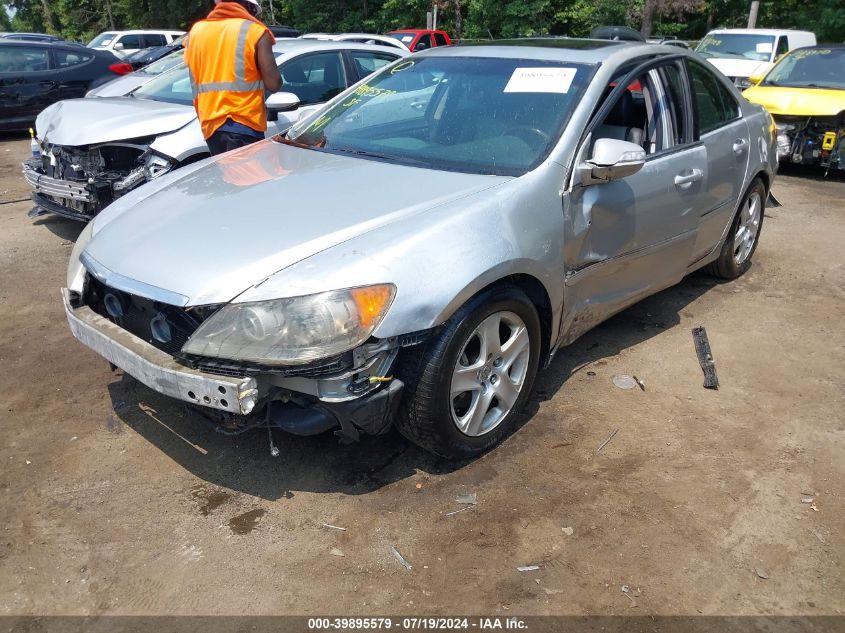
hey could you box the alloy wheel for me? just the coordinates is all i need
[733,190,762,266]
[449,311,531,437]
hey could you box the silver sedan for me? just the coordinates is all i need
[64,39,777,458]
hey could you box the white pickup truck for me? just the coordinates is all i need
[695,28,816,88]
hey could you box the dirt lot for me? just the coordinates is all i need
[0,133,843,618]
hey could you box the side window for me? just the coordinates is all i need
[415,34,433,51]
[280,52,346,106]
[350,51,398,80]
[54,49,94,69]
[117,34,142,50]
[143,34,167,48]
[593,62,688,156]
[654,63,688,147]
[688,60,738,135]
[775,36,789,58]
[434,33,448,47]
[0,46,49,72]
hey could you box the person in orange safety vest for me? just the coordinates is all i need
[185,0,282,155]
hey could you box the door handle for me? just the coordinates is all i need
[38,81,57,89]
[410,100,427,110]
[674,169,704,189]
[732,138,748,154]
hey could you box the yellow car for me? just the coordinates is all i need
[743,45,845,171]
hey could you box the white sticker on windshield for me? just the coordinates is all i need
[504,67,576,94]
[756,42,773,54]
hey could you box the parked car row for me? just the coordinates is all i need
[44,38,777,459]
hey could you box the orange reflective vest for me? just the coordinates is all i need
[186,17,268,139]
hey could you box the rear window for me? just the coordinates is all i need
[434,33,448,47]
[55,49,94,68]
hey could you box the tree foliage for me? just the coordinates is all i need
[3,0,844,44]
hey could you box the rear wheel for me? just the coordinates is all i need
[395,286,541,459]
[707,178,765,279]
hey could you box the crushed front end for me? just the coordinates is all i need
[23,138,172,222]
[773,114,845,173]
[63,267,420,442]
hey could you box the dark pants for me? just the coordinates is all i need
[206,129,262,156]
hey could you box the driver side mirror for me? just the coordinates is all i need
[266,92,300,121]
[747,73,763,85]
[580,138,646,185]
[113,42,125,50]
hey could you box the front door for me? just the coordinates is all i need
[560,60,708,344]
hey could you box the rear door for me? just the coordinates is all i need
[51,47,98,100]
[0,43,56,128]
[563,58,708,337]
[686,59,750,263]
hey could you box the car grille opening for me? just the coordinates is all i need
[84,276,217,356]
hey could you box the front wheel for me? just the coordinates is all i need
[707,178,766,279]
[395,286,541,459]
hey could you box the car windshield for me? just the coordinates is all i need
[285,56,593,176]
[762,48,845,89]
[132,63,193,105]
[696,34,775,61]
[389,33,415,45]
[88,32,117,48]
[141,48,186,75]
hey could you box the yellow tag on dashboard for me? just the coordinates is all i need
[822,132,837,151]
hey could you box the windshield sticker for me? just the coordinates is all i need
[700,36,721,48]
[391,60,415,74]
[401,36,413,43]
[756,42,773,54]
[504,67,576,94]
[791,48,832,59]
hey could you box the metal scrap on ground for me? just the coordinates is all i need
[692,326,719,389]
[391,546,412,571]
[596,428,620,453]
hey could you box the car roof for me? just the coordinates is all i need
[443,38,669,63]
[97,29,184,35]
[0,39,86,49]
[705,28,814,36]
[271,39,407,55]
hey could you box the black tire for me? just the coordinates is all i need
[394,285,542,459]
[707,178,766,279]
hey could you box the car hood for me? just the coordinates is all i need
[85,140,509,306]
[706,57,770,79]
[742,85,845,117]
[36,97,196,146]
[86,73,153,98]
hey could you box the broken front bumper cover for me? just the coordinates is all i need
[62,288,259,415]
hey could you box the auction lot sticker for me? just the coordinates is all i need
[504,67,576,93]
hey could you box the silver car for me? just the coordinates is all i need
[23,40,408,221]
[64,40,776,458]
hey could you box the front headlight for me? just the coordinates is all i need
[181,284,396,365]
[736,78,753,89]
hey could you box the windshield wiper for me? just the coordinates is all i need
[328,147,430,167]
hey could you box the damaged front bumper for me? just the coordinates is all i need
[62,287,406,440]
[23,144,172,221]
[63,288,259,415]
[774,115,845,171]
